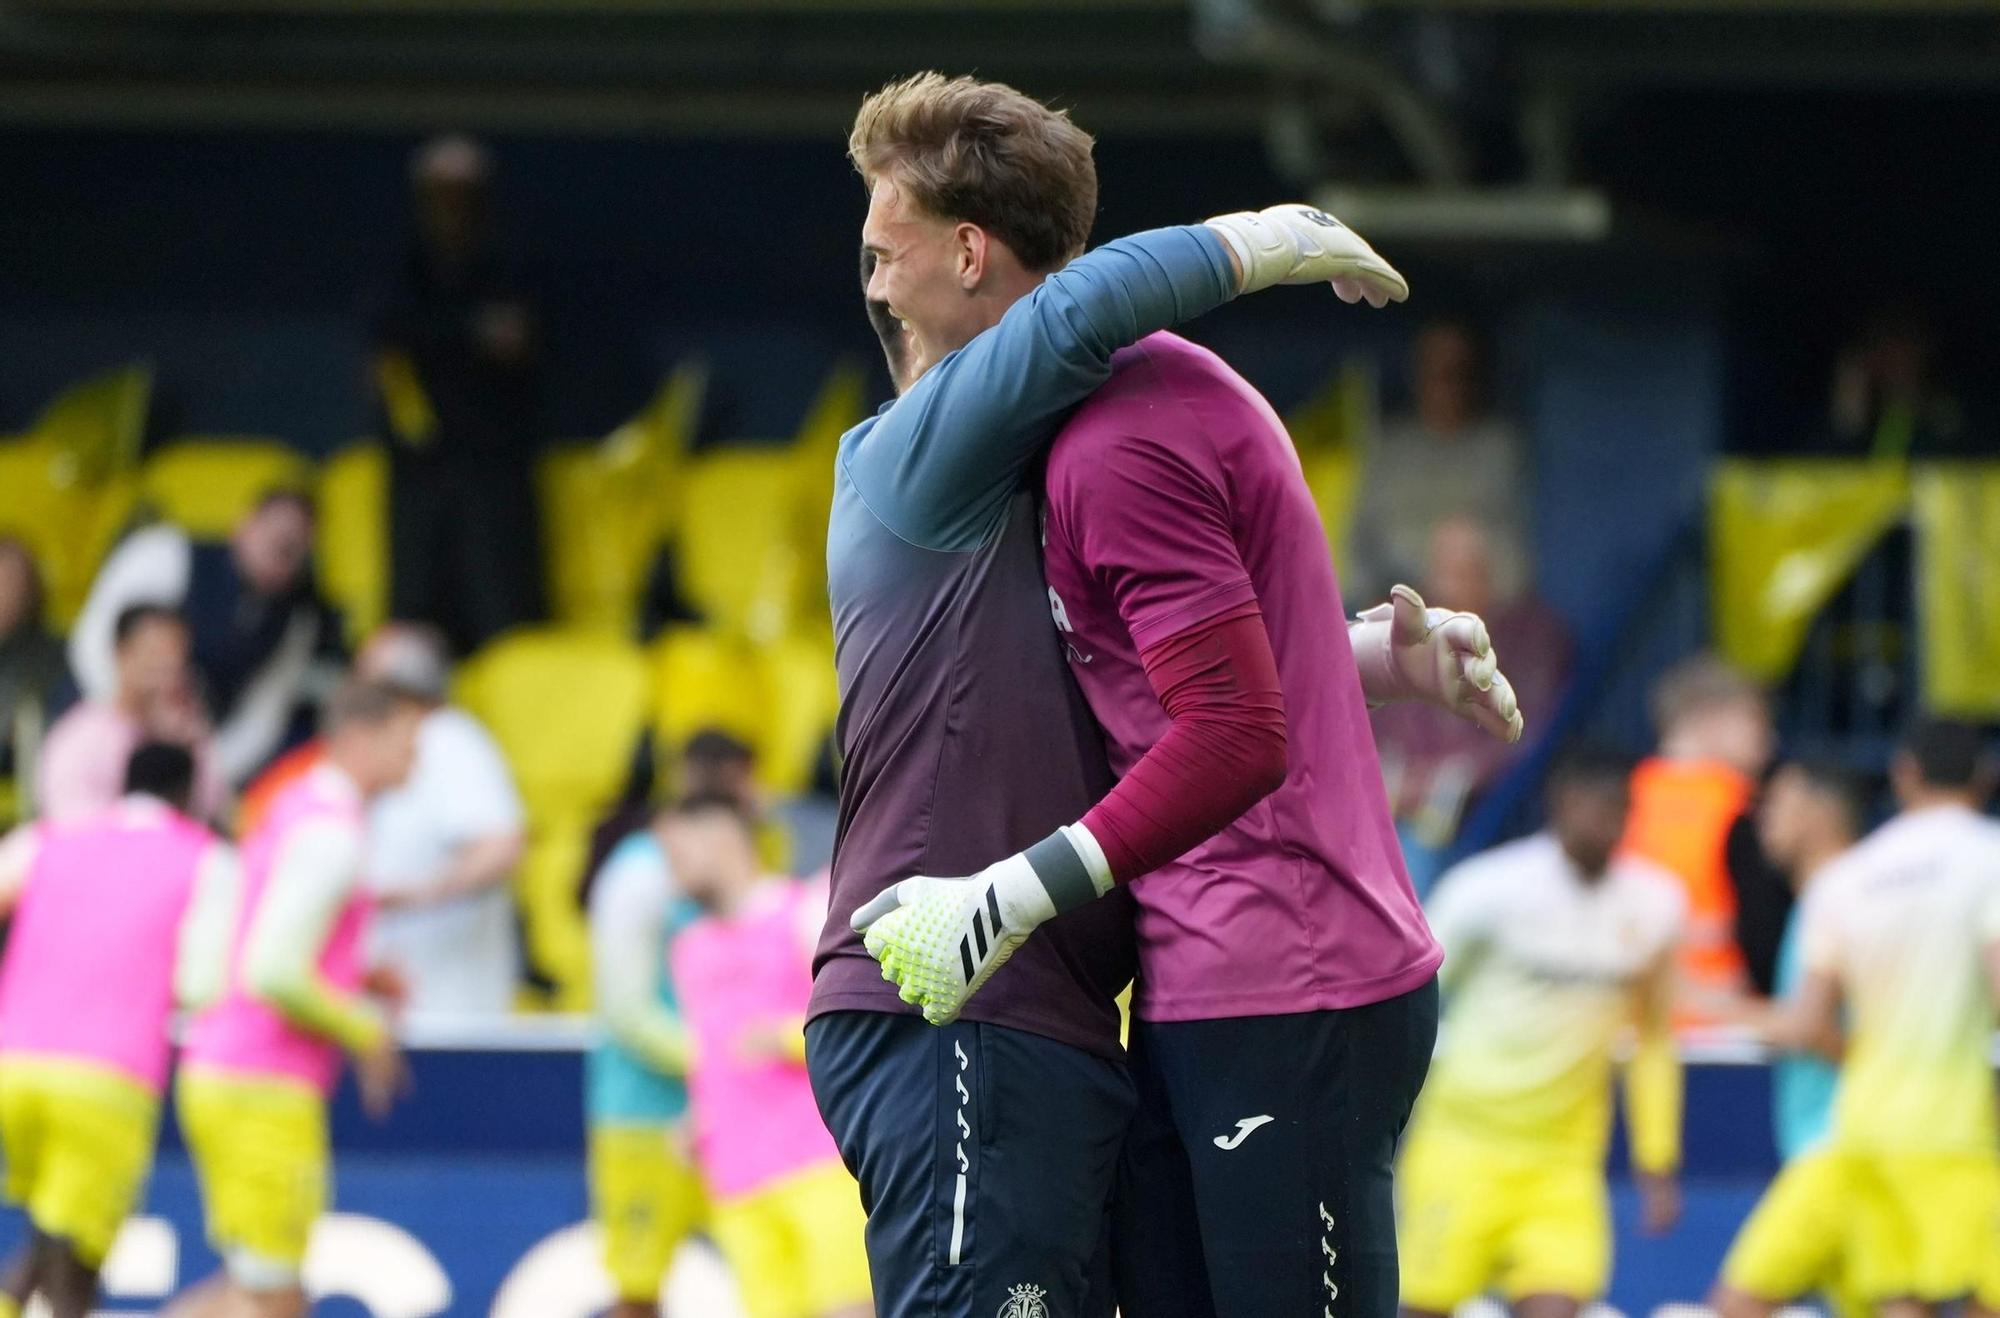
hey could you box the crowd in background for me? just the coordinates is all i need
[0,135,1972,1012]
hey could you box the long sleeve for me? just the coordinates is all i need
[0,828,40,915]
[175,842,242,1011]
[1621,953,1683,1174]
[1080,605,1288,883]
[846,225,1236,552]
[68,526,194,702]
[588,848,690,1077]
[241,818,386,1054]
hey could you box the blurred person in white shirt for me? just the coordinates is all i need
[355,623,525,1016]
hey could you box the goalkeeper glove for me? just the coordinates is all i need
[850,825,1111,1026]
[1204,204,1409,307]
[1350,584,1524,742]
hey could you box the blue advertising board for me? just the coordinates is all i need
[0,1031,1850,1317]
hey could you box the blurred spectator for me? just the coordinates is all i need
[1350,318,1531,602]
[1372,515,1572,893]
[1620,655,1775,1021]
[371,134,547,655]
[0,538,71,822]
[69,492,344,790]
[1826,303,1965,458]
[38,605,226,824]
[662,794,872,1318]
[357,623,526,1016]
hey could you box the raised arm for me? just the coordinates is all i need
[852,205,1408,550]
[850,224,1235,549]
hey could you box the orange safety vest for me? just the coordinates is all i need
[1620,756,1752,1020]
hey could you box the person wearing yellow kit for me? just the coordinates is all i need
[586,803,707,1318]
[1710,760,1870,1318]
[664,794,870,1318]
[161,680,424,1318]
[1777,719,2000,1318]
[1399,747,1685,1318]
[0,744,238,1318]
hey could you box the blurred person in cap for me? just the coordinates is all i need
[38,605,226,824]
[1350,318,1531,602]
[356,622,526,1017]
[1371,514,1571,893]
[68,491,345,790]
[370,133,547,656]
[1620,654,1775,1020]
[1711,759,1870,1318]
[0,538,71,827]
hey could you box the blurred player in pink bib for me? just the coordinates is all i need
[0,743,238,1318]
[164,679,424,1318]
[665,794,870,1318]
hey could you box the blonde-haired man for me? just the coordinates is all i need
[805,71,1416,1318]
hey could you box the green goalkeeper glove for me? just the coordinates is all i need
[850,825,1112,1026]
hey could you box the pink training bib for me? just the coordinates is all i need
[182,767,371,1094]
[0,801,214,1091]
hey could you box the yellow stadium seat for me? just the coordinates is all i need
[317,444,389,647]
[140,439,316,540]
[756,630,839,795]
[541,363,707,633]
[652,626,767,759]
[673,448,816,641]
[26,364,151,485]
[1300,445,1363,567]
[651,626,838,796]
[0,438,140,629]
[455,628,651,1006]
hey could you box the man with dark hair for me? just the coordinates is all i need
[0,741,238,1318]
[1771,718,2000,1318]
[39,606,224,822]
[804,70,1414,1318]
[167,679,422,1318]
[70,491,345,788]
[1712,759,1870,1318]
[1399,745,1684,1318]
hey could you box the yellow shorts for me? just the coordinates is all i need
[1398,1126,1609,1308]
[1842,1150,2000,1304]
[0,1057,160,1267]
[710,1160,871,1318]
[1721,1150,1863,1315]
[587,1123,708,1303]
[176,1068,328,1283]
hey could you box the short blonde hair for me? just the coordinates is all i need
[850,72,1097,273]
[1649,653,1765,737]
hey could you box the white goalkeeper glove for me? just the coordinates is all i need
[1204,204,1409,307]
[850,825,1111,1026]
[1350,584,1524,743]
